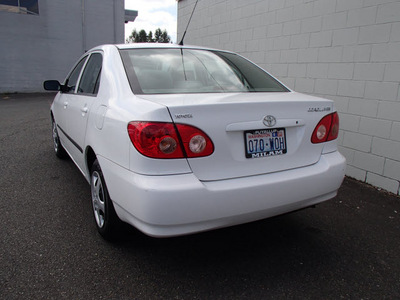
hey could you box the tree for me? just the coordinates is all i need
[138,29,147,42]
[126,29,139,43]
[148,31,154,43]
[154,28,171,43]
[160,30,170,43]
[154,28,162,42]
[126,28,171,43]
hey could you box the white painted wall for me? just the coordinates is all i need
[0,0,125,93]
[178,0,400,195]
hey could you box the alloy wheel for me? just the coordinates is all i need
[91,171,106,228]
[52,121,59,153]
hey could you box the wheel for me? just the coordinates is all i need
[52,118,67,159]
[90,159,121,240]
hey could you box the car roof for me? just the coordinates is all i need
[116,43,216,51]
[88,43,231,54]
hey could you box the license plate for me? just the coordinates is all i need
[244,128,287,158]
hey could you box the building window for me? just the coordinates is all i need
[0,0,39,15]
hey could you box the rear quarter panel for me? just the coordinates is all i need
[83,46,192,181]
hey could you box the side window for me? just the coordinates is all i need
[78,53,103,95]
[65,57,87,94]
[0,0,39,15]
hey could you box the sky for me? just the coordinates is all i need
[124,0,178,43]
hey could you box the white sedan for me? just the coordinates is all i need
[44,43,346,240]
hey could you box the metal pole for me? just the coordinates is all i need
[81,0,86,52]
[113,0,117,43]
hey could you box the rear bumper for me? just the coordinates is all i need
[99,151,346,237]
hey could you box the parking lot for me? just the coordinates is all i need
[1,93,399,299]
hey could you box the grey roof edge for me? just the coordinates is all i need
[125,9,138,23]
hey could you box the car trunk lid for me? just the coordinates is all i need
[137,92,335,181]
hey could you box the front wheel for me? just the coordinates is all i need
[91,159,121,240]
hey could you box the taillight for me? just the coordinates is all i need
[311,112,339,144]
[175,124,214,158]
[127,122,214,159]
[127,122,184,159]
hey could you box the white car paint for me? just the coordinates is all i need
[137,92,337,181]
[50,44,346,237]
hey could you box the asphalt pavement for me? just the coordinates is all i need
[0,93,399,299]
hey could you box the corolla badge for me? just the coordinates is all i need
[263,115,276,127]
[175,113,193,119]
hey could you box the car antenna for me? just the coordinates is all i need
[178,0,199,46]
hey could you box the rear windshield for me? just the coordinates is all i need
[119,48,289,94]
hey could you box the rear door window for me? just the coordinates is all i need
[77,53,103,95]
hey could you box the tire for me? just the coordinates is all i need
[52,118,67,159]
[90,159,121,240]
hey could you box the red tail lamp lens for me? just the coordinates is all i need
[175,124,214,158]
[128,122,184,159]
[311,112,339,144]
[128,122,214,159]
[327,112,339,141]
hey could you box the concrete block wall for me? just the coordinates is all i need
[178,0,400,195]
[0,0,125,93]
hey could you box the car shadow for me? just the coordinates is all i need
[110,209,344,287]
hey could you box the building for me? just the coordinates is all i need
[0,0,137,93]
[178,0,400,195]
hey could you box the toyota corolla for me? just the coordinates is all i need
[44,43,346,240]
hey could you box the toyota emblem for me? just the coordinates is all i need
[263,115,276,127]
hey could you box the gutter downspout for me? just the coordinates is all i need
[81,0,86,52]
[113,0,117,44]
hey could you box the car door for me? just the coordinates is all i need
[65,52,103,173]
[53,55,88,159]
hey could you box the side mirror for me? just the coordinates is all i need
[43,80,61,91]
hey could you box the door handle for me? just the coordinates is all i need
[63,101,68,108]
[81,107,89,114]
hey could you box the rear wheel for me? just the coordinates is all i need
[90,159,120,240]
[52,118,67,159]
